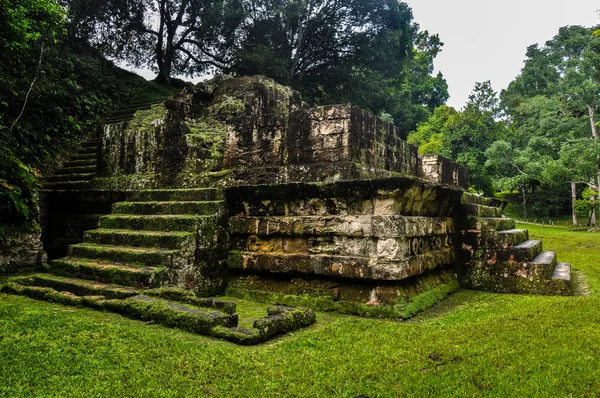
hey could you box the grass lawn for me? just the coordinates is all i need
[2,224,600,397]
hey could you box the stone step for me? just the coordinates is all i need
[552,262,571,282]
[104,117,134,124]
[55,165,97,175]
[42,181,92,190]
[46,173,96,183]
[80,140,98,148]
[64,159,97,168]
[1,284,238,335]
[98,214,217,232]
[103,294,238,334]
[495,229,529,246]
[71,153,97,161]
[511,240,543,262]
[461,192,504,208]
[77,146,98,155]
[463,203,502,218]
[112,201,224,215]
[476,217,516,232]
[10,273,139,299]
[532,251,557,274]
[83,229,194,249]
[68,243,178,267]
[124,189,224,202]
[50,257,161,287]
[1,282,114,309]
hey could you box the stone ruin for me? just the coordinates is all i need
[0,76,572,344]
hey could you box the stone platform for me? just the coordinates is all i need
[0,75,572,344]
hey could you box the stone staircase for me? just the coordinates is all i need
[43,139,98,190]
[458,194,571,295]
[4,187,316,344]
[103,99,165,125]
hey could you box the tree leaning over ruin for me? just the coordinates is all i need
[64,0,244,83]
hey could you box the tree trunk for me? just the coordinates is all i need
[155,0,168,83]
[522,187,527,219]
[592,196,598,227]
[571,181,578,226]
[587,104,600,209]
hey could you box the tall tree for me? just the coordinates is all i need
[408,81,506,194]
[501,25,600,219]
[231,0,416,111]
[64,0,244,83]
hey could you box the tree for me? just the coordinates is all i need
[498,25,600,221]
[408,81,507,194]
[485,137,562,219]
[391,30,449,134]
[231,0,416,114]
[64,0,244,83]
[0,0,66,226]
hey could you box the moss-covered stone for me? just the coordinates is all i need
[49,258,161,288]
[83,229,194,249]
[67,243,178,268]
[10,273,139,299]
[143,287,237,314]
[226,268,459,319]
[112,201,224,215]
[103,294,237,333]
[98,214,217,232]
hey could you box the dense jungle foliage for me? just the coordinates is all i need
[0,0,174,234]
[409,25,600,221]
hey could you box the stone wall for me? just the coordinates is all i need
[41,190,126,259]
[0,229,46,274]
[225,177,463,315]
[93,76,465,189]
[286,105,419,181]
[420,154,469,189]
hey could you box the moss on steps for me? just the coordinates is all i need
[68,243,178,267]
[8,274,139,299]
[142,287,237,314]
[50,257,161,287]
[210,306,316,345]
[56,165,97,175]
[103,295,238,334]
[225,279,460,320]
[63,159,97,167]
[1,280,317,345]
[98,214,217,232]
[469,217,516,232]
[46,173,96,183]
[124,189,224,202]
[83,229,194,249]
[112,201,224,215]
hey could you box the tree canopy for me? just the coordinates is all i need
[61,0,448,135]
[409,24,600,219]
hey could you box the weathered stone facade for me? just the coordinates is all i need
[2,75,571,343]
[0,229,47,274]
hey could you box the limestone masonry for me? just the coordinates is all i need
[0,76,571,344]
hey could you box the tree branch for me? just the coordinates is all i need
[10,44,44,133]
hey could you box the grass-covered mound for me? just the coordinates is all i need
[1,224,599,396]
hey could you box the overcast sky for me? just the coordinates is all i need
[403,0,600,108]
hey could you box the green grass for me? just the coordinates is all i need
[2,225,600,397]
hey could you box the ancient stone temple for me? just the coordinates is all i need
[1,76,571,344]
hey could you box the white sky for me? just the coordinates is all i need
[403,0,600,108]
